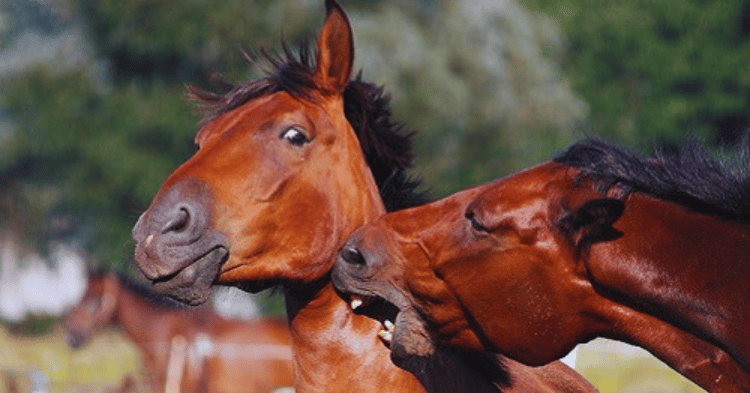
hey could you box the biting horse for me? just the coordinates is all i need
[332,137,750,392]
[65,271,294,393]
[131,1,596,392]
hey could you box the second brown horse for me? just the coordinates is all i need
[333,138,750,392]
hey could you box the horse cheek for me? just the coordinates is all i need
[278,187,339,277]
[441,249,559,361]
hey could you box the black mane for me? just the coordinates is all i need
[189,44,427,212]
[554,137,750,221]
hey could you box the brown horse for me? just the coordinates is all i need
[65,271,294,393]
[131,1,596,392]
[332,137,750,392]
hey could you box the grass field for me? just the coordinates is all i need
[0,325,146,393]
[576,339,704,393]
[0,325,706,392]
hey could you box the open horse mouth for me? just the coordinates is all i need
[133,178,229,305]
[332,282,400,345]
[331,254,436,363]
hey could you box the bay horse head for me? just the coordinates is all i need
[333,138,750,392]
[333,163,583,365]
[132,0,387,305]
[65,271,120,349]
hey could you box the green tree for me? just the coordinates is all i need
[1,0,322,267]
[521,0,750,148]
[350,0,587,195]
[75,0,320,84]
[3,67,199,265]
[2,0,587,267]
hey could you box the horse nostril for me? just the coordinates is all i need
[161,206,191,235]
[340,247,367,266]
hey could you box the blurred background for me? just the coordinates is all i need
[2,0,748,391]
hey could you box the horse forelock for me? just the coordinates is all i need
[188,43,317,122]
[189,41,427,212]
[554,137,750,221]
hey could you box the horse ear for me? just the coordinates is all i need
[560,198,624,247]
[315,0,354,94]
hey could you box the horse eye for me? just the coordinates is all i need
[280,127,309,147]
[465,210,489,233]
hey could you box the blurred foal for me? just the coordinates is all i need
[66,271,293,393]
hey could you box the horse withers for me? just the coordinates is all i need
[332,138,750,393]
[131,1,596,392]
[65,271,293,393]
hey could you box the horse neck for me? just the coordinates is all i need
[111,286,168,353]
[585,193,750,343]
[283,280,425,393]
[284,281,510,393]
[279,174,419,392]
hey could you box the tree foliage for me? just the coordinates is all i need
[350,1,586,194]
[3,0,746,271]
[3,66,199,265]
[521,0,750,147]
[74,0,320,83]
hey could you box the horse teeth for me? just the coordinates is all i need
[350,297,363,310]
[384,320,395,331]
[378,329,393,343]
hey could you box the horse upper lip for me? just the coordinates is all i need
[152,244,228,282]
[135,228,229,282]
[132,177,222,281]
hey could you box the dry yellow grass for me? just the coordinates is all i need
[0,325,147,393]
[0,327,708,392]
[576,339,705,393]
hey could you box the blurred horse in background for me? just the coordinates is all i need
[333,138,750,392]
[65,271,293,393]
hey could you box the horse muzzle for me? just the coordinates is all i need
[132,178,229,305]
[66,329,87,349]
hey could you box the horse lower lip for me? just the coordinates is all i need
[151,247,227,305]
[389,308,435,365]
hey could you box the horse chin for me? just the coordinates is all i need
[390,307,436,366]
[151,246,228,306]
